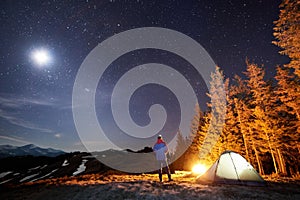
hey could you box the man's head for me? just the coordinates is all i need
[158,134,162,139]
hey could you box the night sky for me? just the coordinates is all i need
[0,0,289,152]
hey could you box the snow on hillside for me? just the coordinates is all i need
[0,152,103,185]
[73,159,88,176]
[62,159,69,166]
[0,178,13,185]
[31,169,58,182]
[0,171,12,178]
[19,173,39,182]
[28,166,41,172]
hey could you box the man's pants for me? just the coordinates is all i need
[157,159,171,181]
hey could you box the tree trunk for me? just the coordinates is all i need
[247,126,264,175]
[276,149,287,175]
[253,146,264,175]
[266,132,278,174]
[235,98,250,161]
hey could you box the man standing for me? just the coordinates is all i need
[153,135,172,182]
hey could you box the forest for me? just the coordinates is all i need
[172,0,300,177]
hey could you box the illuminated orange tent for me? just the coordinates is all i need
[196,151,265,186]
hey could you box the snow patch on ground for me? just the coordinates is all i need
[28,166,41,171]
[31,169,58,182]
[40,164,48,169]
[62,160,69,166]
[0,178,13,185]
[20,173,39,182]
[73,159,88,176]
[0,171,12,178]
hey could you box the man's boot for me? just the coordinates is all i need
[159,174,163,182]
[168,174,173,182]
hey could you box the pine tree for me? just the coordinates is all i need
[275,66,300,130]
[273,0,300,175]
[226,75,251,159]
[173,104,205,170]
[275,66,300,175]
[200,66,227,164]
[273,0,300,127]
[228,74,262,172]
[196,112,214,165]
[273,0,300,77]
[184,104,206,169]
[189,103,203,154]
[172,130,189,170]
[215,78,230,153]
[244,62,285,175]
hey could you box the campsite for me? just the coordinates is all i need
[1,0,300,199]
[196,151,265,186]
[0,150,299,199]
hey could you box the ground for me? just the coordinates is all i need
[0,172,299,200]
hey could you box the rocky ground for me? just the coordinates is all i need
[1,172,299,200]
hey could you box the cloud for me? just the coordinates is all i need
[0,93,57,133]
[0,135,31,144]
[0,93,72,111]
[0,93,56,109]
[0,108,53,133]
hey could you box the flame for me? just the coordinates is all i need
[192,164,207,175]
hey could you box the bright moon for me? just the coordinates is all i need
[31,48,51,67]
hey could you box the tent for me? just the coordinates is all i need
[197,150,265,186]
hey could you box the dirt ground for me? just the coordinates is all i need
[1,172,299,200]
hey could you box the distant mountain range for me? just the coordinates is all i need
[0,144,65,158]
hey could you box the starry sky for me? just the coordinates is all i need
[0,0,289,152]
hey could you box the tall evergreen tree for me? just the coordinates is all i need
[228,74,262,173]
[227,75,251,160]
[275,66,300,131]
[273,0,300,125]
[189,103,203,154]
[200,66,227,164]
[275,66,300,175]
[173,104,205,170]
[273,0,300,77]
[244,62,284,175]
[216,78,233,153]
[273,0,300,175]
[196,112,214,165]
[172,130,189,170]
[185,104,207,169]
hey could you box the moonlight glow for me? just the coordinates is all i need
[30,48,51,67]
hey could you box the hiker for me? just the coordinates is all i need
[153,135,172,182]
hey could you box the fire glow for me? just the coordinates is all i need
[192,164,207,175]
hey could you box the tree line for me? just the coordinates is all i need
[172,0,300,177]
